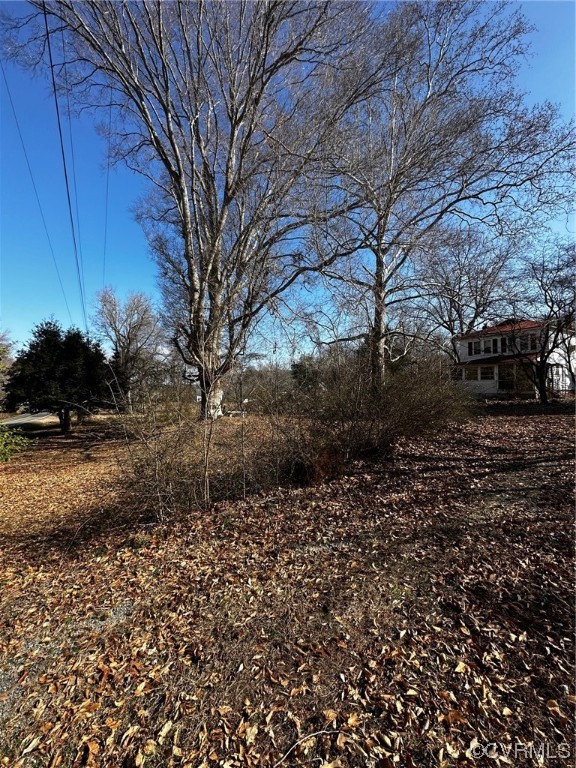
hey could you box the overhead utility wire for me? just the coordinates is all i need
[102,88,113,286]
[61,31,86,306]
[0,60,73,325]
[42,2,88,332]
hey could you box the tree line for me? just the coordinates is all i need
[1,234,573,433]
[1,0,574,420]
[2,290,169,433]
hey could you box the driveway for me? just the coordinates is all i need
[1,411,56,427]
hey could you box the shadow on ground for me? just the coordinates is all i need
[474,398,575,417]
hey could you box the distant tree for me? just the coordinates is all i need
[508,242,576,404]
[5,321,108,433]
[291,356,321,393]
[0,329,13,408]
[412,230,513,361]
[230,363,293,414]
[93,287,165,411]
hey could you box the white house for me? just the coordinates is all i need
[453,319,575,398]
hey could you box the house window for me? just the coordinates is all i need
[501,337,508,353]
[480,366,495,380]
[529,334,537,351]
[492,338,498,353]
[483,339,492,354]
[467,340,482,356]
[465,366,479,381]
[547,364,564,392]
[519,336,528,352]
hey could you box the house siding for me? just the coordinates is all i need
[453,320,575,399]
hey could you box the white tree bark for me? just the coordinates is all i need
[320,0,574,390]
[6,1,378,409]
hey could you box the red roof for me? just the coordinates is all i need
[456,320,542,340]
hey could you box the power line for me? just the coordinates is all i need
[103,88,113,286]
[61,31,86,309]
[42,2,88,332]
[0,60,73,325]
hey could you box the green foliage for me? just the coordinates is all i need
[5,321,108,427]
[0,425,28,462]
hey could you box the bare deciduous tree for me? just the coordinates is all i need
[93,287,165,410]
[324,0,575,390]
[411,229,514,362]
[4,0,382,417]
[508,241,575,403]
[5,1,573,409]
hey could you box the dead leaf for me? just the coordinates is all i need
[21,738,40,756]
[336,732,348,751]
[158,720,173,744]
[245,723,258,746]
[347,713,361,727]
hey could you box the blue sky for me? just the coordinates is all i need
[0,0,574,349]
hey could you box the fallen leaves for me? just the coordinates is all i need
[0,411,574,766]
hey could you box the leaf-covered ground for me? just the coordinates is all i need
[0,408,574,767]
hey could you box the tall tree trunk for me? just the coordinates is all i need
[57,406,71,434]
[370,254,387,394]
[369,326,386,395]
[198,374,224,419]
[535,364,549,404]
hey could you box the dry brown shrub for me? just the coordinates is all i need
[120,353,469,518]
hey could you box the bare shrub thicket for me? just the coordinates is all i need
[119,367,292,517]
[265,346,468,483]
[120,347,468,518]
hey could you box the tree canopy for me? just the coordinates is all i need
[5,320,108,432]
[2,1,574,408]
[93,288,165,411]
